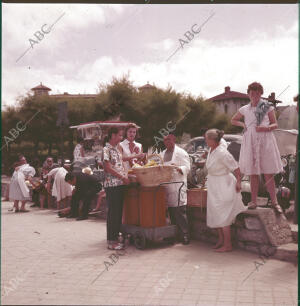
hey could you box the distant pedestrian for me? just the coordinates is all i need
[9,156,35,212]
[73,137,85,161]
[47,160,73,210]
[231,82,283,214]
[40,157,59,208]
[65,172,102,221]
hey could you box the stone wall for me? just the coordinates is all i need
[187,206,297,263]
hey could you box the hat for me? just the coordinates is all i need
[82,167,93,175]
[63,159,72,165]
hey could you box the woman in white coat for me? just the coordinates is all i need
[161,133,191,244]
[205,129,246,252]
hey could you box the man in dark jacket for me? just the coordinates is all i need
[65,172,102,220]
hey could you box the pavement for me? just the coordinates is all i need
[1,200,298,306]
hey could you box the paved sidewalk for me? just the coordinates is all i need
[1,201,297,306]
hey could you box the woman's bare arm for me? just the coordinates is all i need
[231,111,245,129]
[233,167,242,192]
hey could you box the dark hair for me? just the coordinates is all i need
[247,82,264,95]
[13,161,21,169]
[107,127,121,141]
[65,172,75,182]
[294,94,299,102]
[18,154,25,161]
[205,129,224,143]
[124,123,140,139]
[102,135,109,146]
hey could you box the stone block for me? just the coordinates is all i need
[244,217,262,230]
[273,243,298,264]
[237,228,269,244]
[290,224,298,243]
[238,208,293,246]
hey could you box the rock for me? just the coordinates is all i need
[290,224,298,243]
[273,243,298,264]
[244,217,262,230]
[237,228,269,244]
[239,208,293,246]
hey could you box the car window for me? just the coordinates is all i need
[195,140,207,151]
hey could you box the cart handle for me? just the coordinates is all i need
[153,181,185,230]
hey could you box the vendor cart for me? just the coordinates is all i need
[121,181,184,250]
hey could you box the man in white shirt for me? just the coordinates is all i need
[161,133,191,245]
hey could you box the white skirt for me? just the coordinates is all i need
[9,177,30,201]
[52,169,73,202]
[207,173,246,228]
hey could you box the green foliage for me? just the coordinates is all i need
[2,75,235,173]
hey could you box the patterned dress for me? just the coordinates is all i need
[103,143,126,188]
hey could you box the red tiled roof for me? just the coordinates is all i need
[209,87,249,102]
[31,83,51,91]
[138,83,156,90]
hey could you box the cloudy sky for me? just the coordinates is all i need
[2,3,298,109]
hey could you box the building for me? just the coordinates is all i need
[31,83,97,100]
[31,82,156,98]
[31,83,51,96]
[138,82,156,92]
[207,86,282,117]
[207,86,250,117]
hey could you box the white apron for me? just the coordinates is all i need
[161,145,191,207]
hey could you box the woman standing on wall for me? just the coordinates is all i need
[231,82,283,214]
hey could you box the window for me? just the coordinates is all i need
[224,104,228,114]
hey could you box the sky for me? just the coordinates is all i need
[2,3,299,109]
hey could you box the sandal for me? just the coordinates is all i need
[272,203,283,214]
[248,202,257,210]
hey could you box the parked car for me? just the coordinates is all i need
[184,134,242,187]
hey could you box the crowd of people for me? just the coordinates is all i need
[3,81,294,252]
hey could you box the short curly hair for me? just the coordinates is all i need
[247,82,264,95]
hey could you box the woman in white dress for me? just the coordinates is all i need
[231,82,283,213]
[47,160,73,210]
[9,156,36,212]
[119,123,146,173]
[205,129,246,252]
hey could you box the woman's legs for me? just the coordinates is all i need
[213,228,224,248]
[20,201,27,211]
[14,200,19,211]
[264,173,283,213]
[215,226,232,252]
[250,175,259,204]
[263,174,277,203]
[106,186,125,246]
[40,195,45,209]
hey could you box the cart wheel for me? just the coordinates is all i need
[133,232,147,250]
